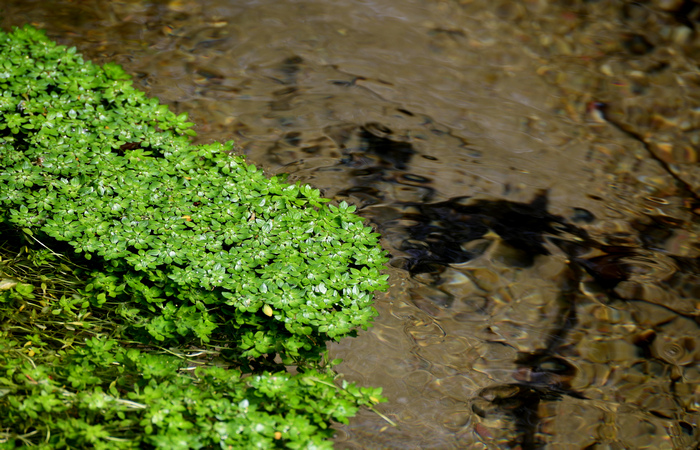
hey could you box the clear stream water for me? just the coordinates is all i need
[3,0,700,448]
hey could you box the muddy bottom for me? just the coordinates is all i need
[2,0,700,448]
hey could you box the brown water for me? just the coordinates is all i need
[3,0,700,448]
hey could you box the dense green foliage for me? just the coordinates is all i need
[0,25,388,360]
[0,244,385,448]
[0,25,389,447]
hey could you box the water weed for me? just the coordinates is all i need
[0,25,389,448]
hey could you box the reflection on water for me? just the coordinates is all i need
[3,0,700,447]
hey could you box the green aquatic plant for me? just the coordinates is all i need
[0,25,390,447]
[0,25,389,360]
[0,242,385,449]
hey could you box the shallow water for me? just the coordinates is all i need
[2,0,700,448]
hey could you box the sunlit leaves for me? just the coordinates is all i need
[0,311,381,448]
[0,25,389,360]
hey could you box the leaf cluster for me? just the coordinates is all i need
[0,25,389,361]
[0,25,390,448]
[0,246,383,448]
